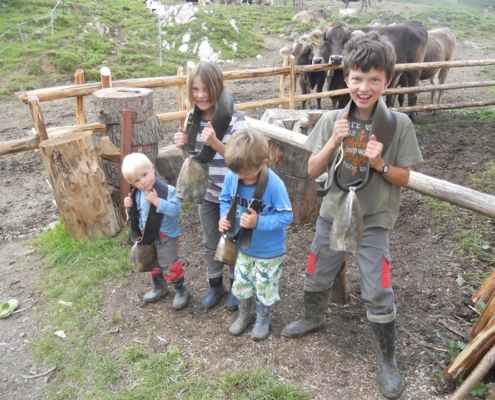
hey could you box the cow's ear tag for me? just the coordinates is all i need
[317,38,322,43]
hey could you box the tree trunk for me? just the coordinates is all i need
[105,115,163,147]
[39,131,121,240]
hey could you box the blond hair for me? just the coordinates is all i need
[121,153,153,183]
[224,128,269,173]
[187,61,224,110]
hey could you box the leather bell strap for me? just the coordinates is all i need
[128,177,169,245]
[317,97,397,197]
[225,166,269,250]
[183,90,234,164]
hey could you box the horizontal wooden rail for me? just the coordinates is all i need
[15,59,495,104]
[246,116,495,219]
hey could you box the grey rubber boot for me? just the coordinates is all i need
[251,300,271,341]
[229,297,256,336]
[370,321,403,399]
[281,289,330,338]
[172,278,190,310]
[225,278,239,311]
[143,273,169,303]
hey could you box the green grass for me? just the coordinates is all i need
[29,220,309,399]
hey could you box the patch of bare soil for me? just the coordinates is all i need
[1,2,495,399]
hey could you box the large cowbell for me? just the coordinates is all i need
[131,242,157,273]
[329,187,363,254]
[175,157,208,204]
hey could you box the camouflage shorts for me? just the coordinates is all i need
[232,252,284,306]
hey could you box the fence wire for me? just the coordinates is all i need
[0,0,62,55]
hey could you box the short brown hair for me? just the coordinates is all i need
[224,128,269,174]
[187,61,224,109]
[343,31,396,82]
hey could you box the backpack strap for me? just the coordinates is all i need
[183,90,234,164]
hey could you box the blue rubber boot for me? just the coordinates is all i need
[201,277,226,310]
[225,278,240,311]
[251,300,271,341]
[229,297,256,336]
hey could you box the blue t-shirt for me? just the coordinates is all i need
[219,169,293,258]
[136,184,181,238]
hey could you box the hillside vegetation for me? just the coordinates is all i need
[1,0,494,100]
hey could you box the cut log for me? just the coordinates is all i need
[93,87,154,124]
[105,115,163,147]
[471,291,495,339]
[38,131,121,240]
[444,322,495,383]
[99,136,121,163]
[473,267,495,304]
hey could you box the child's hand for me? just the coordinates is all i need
[174,127,188,149]
[200,122,217,147]
[364,134,384,170]
[123,193,133,209]
[331,112,349,145]
[219,216,231,233]
[145,188,159,208]
[240,208,258,230]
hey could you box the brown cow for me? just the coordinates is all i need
[398,27,456,106]
[321,21,428,121]
[281,35,327,109]
[293,8,333,23]
[420,27,456,104]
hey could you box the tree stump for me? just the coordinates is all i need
[38,131,121,241]
[92,87,163,189]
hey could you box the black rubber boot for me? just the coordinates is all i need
[251,300,271,341]
[370,321,403,399]
[281,289,330,338]
[201,276,227,310]
[225,278,239,311]
[172,278,190,310]
[143,273,169,303]
[229,297,256,336]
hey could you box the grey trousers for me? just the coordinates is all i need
[198,200,235,280]
[304,216,396,323]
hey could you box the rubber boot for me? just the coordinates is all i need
[143,273,169,303]
[251,300,271,341]
[370,321,403,399]
[281,289,330,338]
[172,277,190,310]
[225,278,240,311]
[229,297,256,336]
[201,276,227,310]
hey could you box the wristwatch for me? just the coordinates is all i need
[380,163,389,175]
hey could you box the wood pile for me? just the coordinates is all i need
[445,268,495,399]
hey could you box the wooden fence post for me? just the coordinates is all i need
[101,66,112,89]
[74,69,86,125]
[289,55,296,110]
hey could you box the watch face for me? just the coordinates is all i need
[382,164,389,174]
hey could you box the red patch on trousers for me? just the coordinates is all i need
[149,268,162,276]
[306,252,317,275]
[163,260,184,281]
[381,256,390,288]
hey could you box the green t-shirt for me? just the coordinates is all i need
[305,110,423,229]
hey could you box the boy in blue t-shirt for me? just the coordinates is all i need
[219,128,293,341]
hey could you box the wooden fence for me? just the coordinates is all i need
[9,57,495,152]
